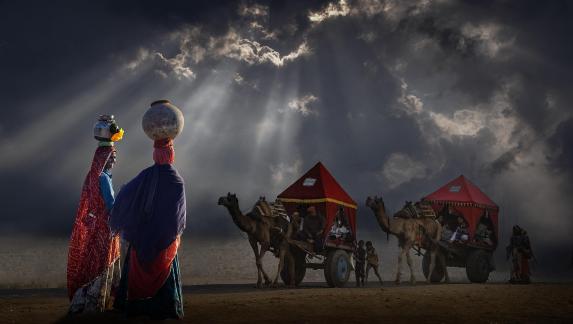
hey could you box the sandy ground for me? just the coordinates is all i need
[1,283,572,323]
[0,236,522,289]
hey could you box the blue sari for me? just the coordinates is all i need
[111,163,186,319]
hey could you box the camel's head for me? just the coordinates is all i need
[365,196,386,212]
[218,192,238,207]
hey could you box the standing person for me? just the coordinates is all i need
[355,240,366,287]
[365,241,383,285]
[111,100,186,319]
[506,225,533,284]
[67,115,124,314]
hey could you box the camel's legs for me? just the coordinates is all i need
[405,242,416,284]
[271,245,288,288]
[258,243,272,285]
[284,252,296,287]
[427,250,437,283]
[395,246,405,284]
[248,236,264,288]
[439,252,450,283]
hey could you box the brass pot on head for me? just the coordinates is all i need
[142,99,184,141]
[94,115,123,142]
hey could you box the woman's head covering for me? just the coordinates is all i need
[67,144,119,300]
[153,138,175,164]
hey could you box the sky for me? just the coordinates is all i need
[1,0,572,266]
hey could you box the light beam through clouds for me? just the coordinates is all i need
[1,0,572,276]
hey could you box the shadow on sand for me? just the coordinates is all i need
[56,311,184,323]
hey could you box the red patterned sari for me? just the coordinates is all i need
[67,146,121,313]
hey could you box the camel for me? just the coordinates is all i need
[218,193,297,288]
[365,196,449,284]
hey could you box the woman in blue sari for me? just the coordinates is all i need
[110,137,186,319]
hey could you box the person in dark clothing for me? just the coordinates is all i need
[111,101,186,319]
[300,206,325,251]
[506,225,533,284]
[355,240,366,287]
[365,241,383,285]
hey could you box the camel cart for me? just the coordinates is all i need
[276,162,358,288]
[421,175,499,283]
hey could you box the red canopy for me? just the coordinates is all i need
[278,162,357,208]
[277,162,357,244]
[424,175,498,209]
[423,175,499,242]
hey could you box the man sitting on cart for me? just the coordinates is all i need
[299,206,325,252]
[475,210,495,246]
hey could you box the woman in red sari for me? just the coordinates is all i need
[67,115,124,313]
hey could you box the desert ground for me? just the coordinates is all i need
[1,283,572,323]
[2,237,572,323]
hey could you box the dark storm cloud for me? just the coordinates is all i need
[414,17,479,58]
[0,1,163,134]
[413,0,573,130]
[1,0,572,272]
[298,0,573,262]
[107,0,240,30]
[550,118,573,172]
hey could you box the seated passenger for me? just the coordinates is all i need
[475,210,495,245]
[328,207,351,240]
[475,223,493,246]
[299,206,325,251]
[441,223,454,241]
[450,216,469,242]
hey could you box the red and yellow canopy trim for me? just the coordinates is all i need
[277,197,357,210]
[424,199,499,211]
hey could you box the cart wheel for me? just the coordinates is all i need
[422,251,445,283]
[466,250,491,283]
[325,249,351,288]
[280,248,306,286]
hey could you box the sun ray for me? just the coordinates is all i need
[0,62,158,174]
